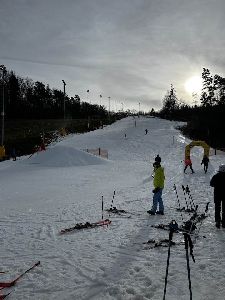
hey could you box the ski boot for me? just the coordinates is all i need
[147,210,156,215]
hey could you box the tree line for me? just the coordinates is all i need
[0,68,109,120]
[157,68,225,149]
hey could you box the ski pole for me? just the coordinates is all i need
[184,233,193,300]
[163,221,175,300]
[0,291,11,299]
[111,190,115,209]
[101,196,104,220]
[181,185,191,213]
[173,184,184,222]
[182,185,193,211]
[186,185,196,211]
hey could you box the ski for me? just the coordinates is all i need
[60,219,111,234]
[106,207,132,218]
[0,261,40,288]
[106,207,127,214]
[0,292,11,299]
[143,238,176,249]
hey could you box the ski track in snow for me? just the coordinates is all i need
[0,116,225,299]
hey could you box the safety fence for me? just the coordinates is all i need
[84,148,108,159]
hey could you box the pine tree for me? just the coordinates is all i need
[200,68,217,106]
[161,84,179,119]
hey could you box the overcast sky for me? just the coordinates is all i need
[1,0,225,112]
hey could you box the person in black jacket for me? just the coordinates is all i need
[201,155,209,173]
[210,164,225,228]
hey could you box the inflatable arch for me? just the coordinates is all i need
[185,141,210,160]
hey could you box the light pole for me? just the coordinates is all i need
[108,96,111,115]
[0,65,6,146]
[87,89,90,104]
[62,80,66,119]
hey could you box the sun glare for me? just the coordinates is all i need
[185,76,202,95]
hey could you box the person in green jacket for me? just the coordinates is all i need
[148,161,165,215]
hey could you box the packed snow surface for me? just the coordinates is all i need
[0,116,225,300]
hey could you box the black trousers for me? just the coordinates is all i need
[203,164,208,173]
[215,200,225,226]
[184,165,194,173]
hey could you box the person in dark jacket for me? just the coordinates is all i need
[11,147,16,161]
[201,155,209,173]
[210,164,225,228]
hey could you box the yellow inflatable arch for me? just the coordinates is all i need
[185,141,210,160]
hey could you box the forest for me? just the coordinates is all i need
[157,68,225,150]
[0,66,224,157]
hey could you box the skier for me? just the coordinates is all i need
[39,142,46,151]
[11,147,17,161]
[210,164,225,228]
[148,161,165,215]
[145,129,148,135]
[184,156,194,174]
[155,154,161,164]
[201,155,209,173]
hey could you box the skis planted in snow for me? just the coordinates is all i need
[60,219,111,234]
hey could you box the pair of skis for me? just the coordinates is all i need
[60,195,113,234]
[60,219,111,234]
[0,261,40,299]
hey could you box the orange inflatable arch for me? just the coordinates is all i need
[185,140,210,160]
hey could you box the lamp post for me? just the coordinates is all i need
[0,65,6,146]
[62,80,66,119]
[108,96,111,115]
[87,89,90,104]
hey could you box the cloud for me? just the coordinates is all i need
[1,0,225,111]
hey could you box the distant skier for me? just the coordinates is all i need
[210,164,225,228]
[184,156,194,174]
[201,155,209,173]
[145,129,148,135]
[155,154,161,164]
[11,147,16,161]
[147,161,165,215]
[40,142,46,151]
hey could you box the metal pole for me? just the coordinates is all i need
[62,80,66,119]
[108,97,111,114]
[0,65,6,146]
[1,78,5,146]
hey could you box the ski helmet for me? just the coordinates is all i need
[219,164,225,172]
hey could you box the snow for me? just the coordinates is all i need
[0,116,225,300]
